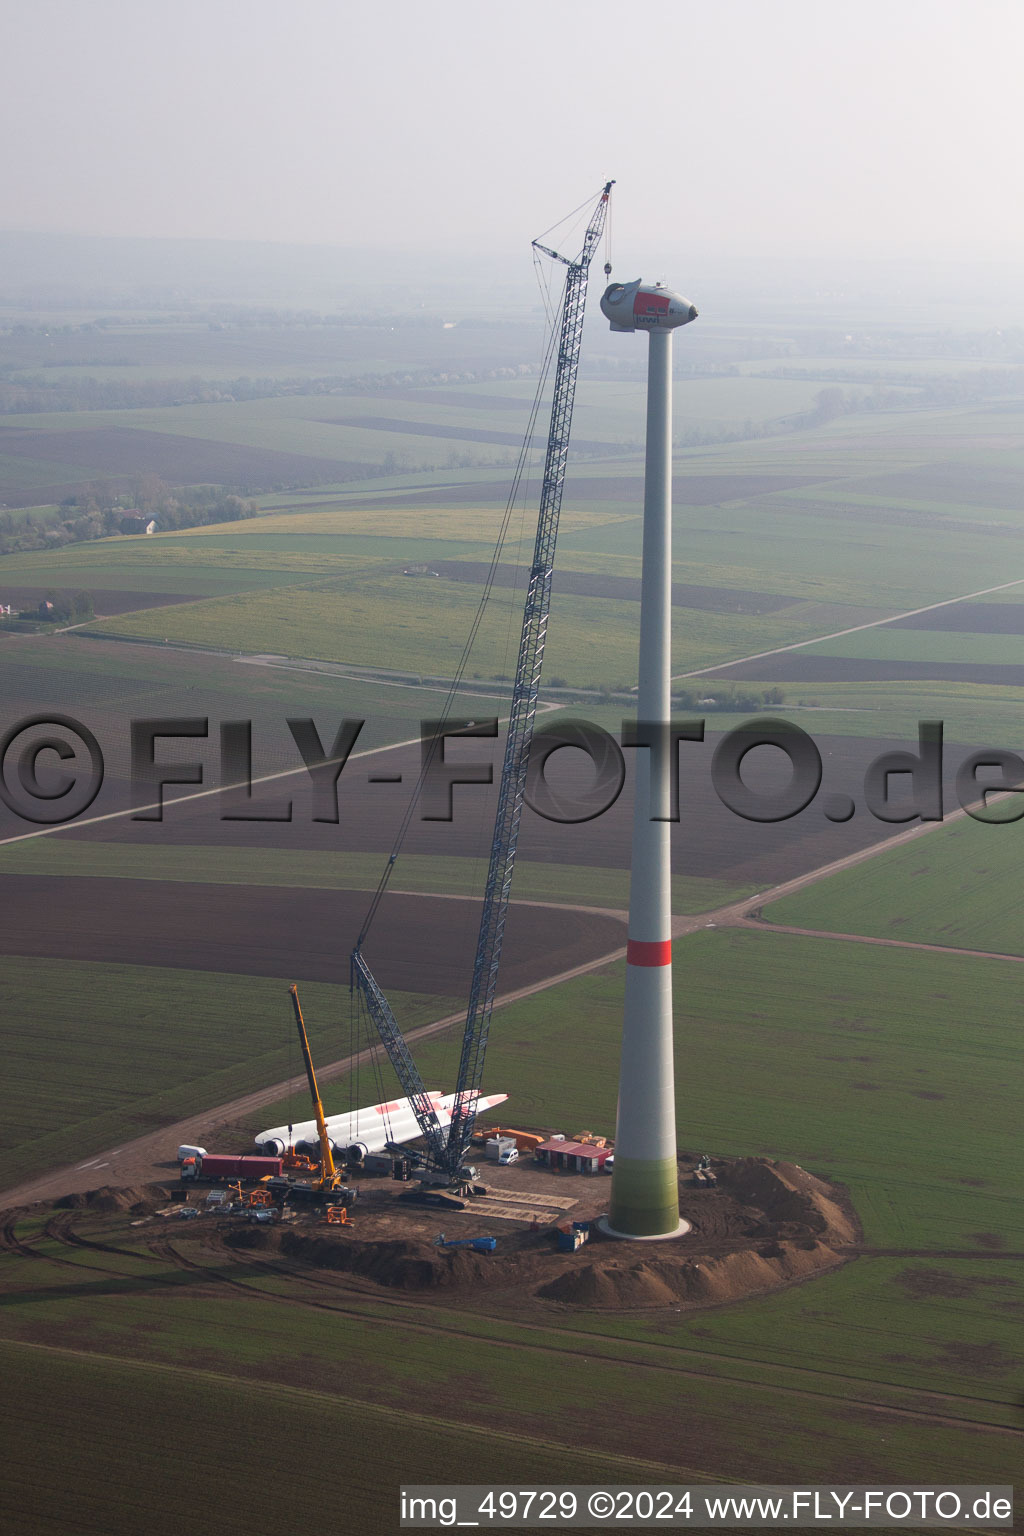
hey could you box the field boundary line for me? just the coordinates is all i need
[0,698,560,853]
[741,917,1024,965]
[673,572,1024,680]
[701,796,986,932]
[319,1284,1021,1428]
[0,1336,722,1482]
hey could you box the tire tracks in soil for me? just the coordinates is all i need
[138,1229,1024,1439]
[0,1333,715,1485]
[3,1211,1020,1438]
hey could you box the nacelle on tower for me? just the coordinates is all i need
[600,279,697,332]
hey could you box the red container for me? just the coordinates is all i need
[195,1155,283,1181]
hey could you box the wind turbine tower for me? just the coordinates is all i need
[599,275,698,1239]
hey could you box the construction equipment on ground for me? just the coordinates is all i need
[248,1187,274,1207]
[351,182,614,1189]
[472,1127,547,1153]
[324,1204,354,1226]
[285,983,350,1197]
[434,1233,497,1253]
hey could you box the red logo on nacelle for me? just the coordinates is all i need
[634,291,670,316]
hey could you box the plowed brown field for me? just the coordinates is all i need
[0,875,625,995]
[66,730,916,891]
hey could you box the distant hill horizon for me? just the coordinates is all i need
[4,230,1024,324]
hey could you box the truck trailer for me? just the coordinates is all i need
[180,1154,283,1183]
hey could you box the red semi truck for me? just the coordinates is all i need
[180,1154,283,1183]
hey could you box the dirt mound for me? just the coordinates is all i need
[223,1226,273,1252]
[539,1241,843,1310]
[264,1156,857,1311]
[53,1184,168,1216]
[165,1153,857,1316]
[539,1261,681,1308]
[277,1232,501,1291]
[717,1159,856,1245]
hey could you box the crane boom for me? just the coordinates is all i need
[353,182,612,1180]
[445,185,612,1170]
[289,983,339,1188]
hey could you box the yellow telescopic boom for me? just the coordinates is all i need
[289,984,338,1187]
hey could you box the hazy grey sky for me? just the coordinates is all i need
[4,0,1022,262]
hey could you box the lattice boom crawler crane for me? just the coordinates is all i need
[351,183,614,1187]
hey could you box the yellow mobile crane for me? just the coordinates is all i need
[288,983,348,1197]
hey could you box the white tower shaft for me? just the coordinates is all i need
[606,327,688,1240]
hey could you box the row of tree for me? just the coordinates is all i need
[33,590,95,622]
[672,685,786,712]
[0,483,256,556]
[533,682,788,710]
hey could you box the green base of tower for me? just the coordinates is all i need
[606,1155,681,1238]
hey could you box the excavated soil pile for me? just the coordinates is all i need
[277,1233,491,1290]
[265,1231,545,1292]
[539,1160,855,1310]
[53,1183,171,1217]
[538,1240,838,1308]
[222,1157,856,1311]
[717,1158,857,1245]
[538,1260,684,1309]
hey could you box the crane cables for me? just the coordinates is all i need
[353,291,566,952]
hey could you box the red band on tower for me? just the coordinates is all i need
[626,938,672,967]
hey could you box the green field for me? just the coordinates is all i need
[807,627,1024,664]
[7,392,1024,707]
[2,916,1021,1516]
[4,328,1024,1514]
[87,573,863,687]
[0,374,830,471]
[763,809,1024,954]
[0,959,452,1190]
[403,928,1023,1251]
[0,839,754,917]
[0,1339,674,1536]
[4,1272,1013,1525]
[681,675,1024,743]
